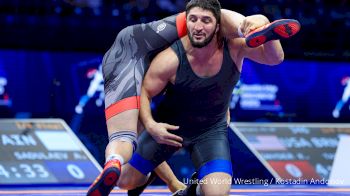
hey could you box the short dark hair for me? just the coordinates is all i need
[185,0,221,24]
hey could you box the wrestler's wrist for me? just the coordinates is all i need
[144,119,157,130]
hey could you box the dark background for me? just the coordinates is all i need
[1,0,350,185]
[1,0,350,61]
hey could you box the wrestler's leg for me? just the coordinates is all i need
[189,126,232,196]
[102,10,186,159]
[200,172,231,196]
[119,161,187,194]
[87,37,142,196]
[104,105,184,193]
[129,123,186,194]
[86,109,139,196]
[87,13,186,195]
[154,162,187,192]
[106,110,138,161]
[119,156,186,192]
[118,131,179,190]
[90,93,186,195]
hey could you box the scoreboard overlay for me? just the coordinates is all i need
[229,122,350,185]
[0,119,102,186]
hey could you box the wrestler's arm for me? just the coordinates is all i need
[230,37,284,68]
[178,9,268,39]
[177,9,246,38]
[220,9,245,39]
[245,39,284,66]
[220,9,280,39]
[140,47,183,147]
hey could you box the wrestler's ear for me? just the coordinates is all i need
[216,23,220,34]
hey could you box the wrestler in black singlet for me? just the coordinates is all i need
[130,38,241,180]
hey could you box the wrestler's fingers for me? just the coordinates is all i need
[238,20,256,37]
[165,133,183,143]
[164,123,180,130]
[163,138,182,148]
[240,24,261,37]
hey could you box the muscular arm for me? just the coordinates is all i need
[140,47,177,126]
[230,37,284,68]
[247,40,284,66]
[179,9,254,39]
[140,47,183,147]
[220,9,245,39]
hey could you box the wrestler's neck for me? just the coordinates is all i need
[183,35,221,60]
[183,36,223,77]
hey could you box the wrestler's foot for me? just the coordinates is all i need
[172,172,198,196]
[245,19,301,48]
[87,159,121,196]
[127,171,157,196]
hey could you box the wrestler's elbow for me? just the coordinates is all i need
[271,52,284,65]
[141,85,154,101]
[265,49,284,66]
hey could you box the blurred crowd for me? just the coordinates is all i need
[1,0,350,60]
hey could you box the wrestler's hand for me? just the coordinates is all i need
[147,122,183,147]
[239,15,270,37]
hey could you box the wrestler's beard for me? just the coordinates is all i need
[188,27,216,48]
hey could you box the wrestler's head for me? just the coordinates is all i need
[186,0,221,48]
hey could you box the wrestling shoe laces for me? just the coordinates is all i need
[245,19,301,48]
[87,159,121,196]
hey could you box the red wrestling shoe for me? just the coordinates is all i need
[245,19,300,48]
[87,159,121,196]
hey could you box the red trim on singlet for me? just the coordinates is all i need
[176,12,187,38]
[105,96,140,120]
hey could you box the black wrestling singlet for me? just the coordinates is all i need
[155,39,241,138]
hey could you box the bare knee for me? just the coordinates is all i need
[106,110,139,131]
[117,174,139,190]
[117,164,148,190]
[201,184,230,196]
[200,173,231,196]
